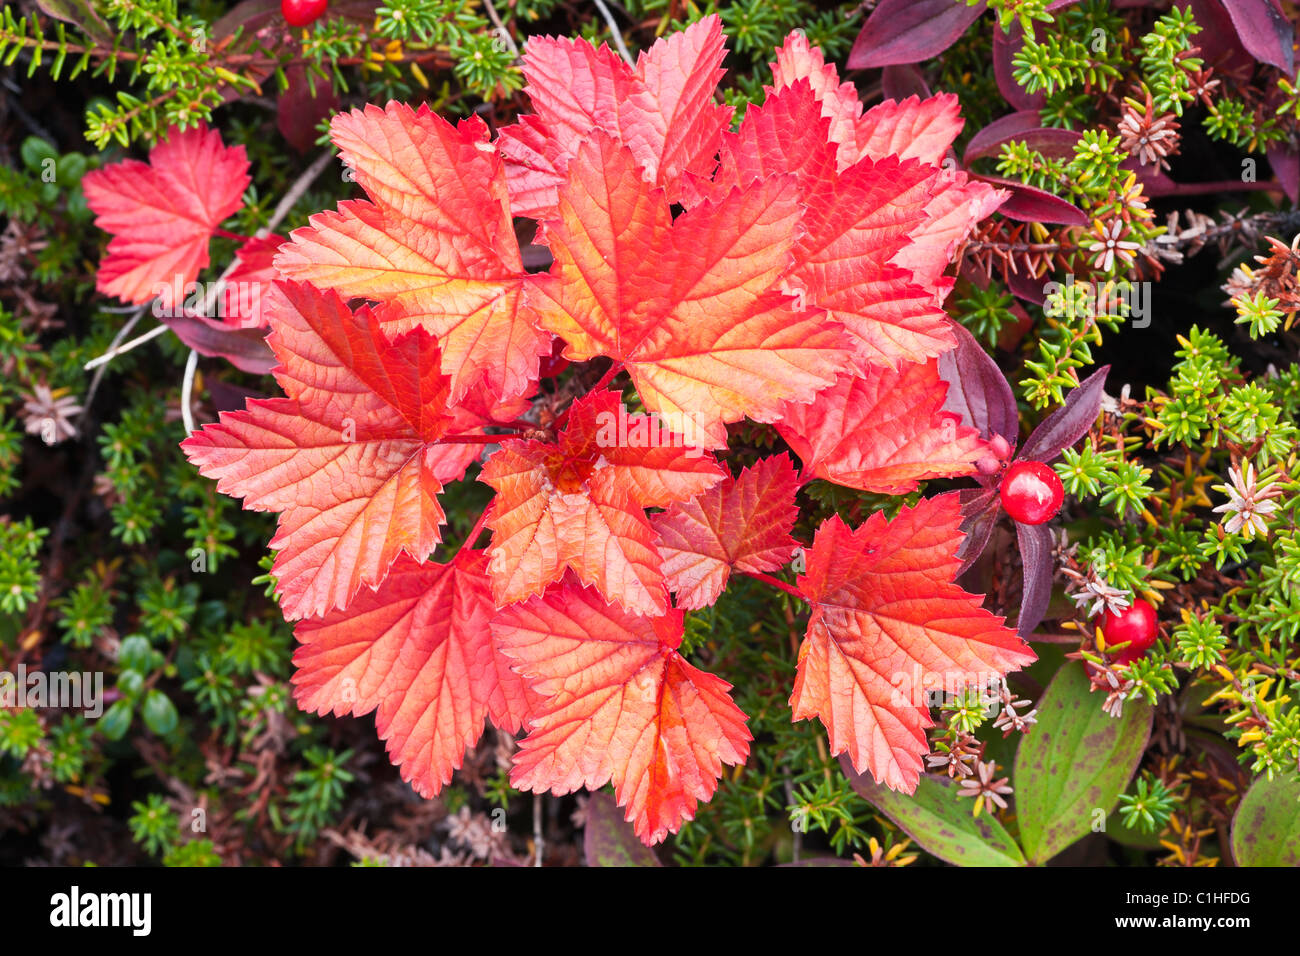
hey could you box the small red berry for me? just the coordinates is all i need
[281,0,328,27]
[999,460,1064,525]
[1099,599,1158,664]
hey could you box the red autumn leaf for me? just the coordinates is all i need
[497,14,731,219]
[531,131,850,447]
[776,359,986,494]
[274,103,548,406]
[792,495,1034,791]
[493,581,751,845]
[294,550,534,796]
[480,390,723,615]
[769,39,1005,309]
[181,281,458,620]
[694,78,960,370]
[83,122,250,305]
[221,234,286,329]
[652,454,800,611]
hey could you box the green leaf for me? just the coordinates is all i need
[55,153,87,186]
[1014,662,1153,864]
[20,136,57,174]
[141,690,178,736]
[841,756,1026,867]
[99,699,133,741]
[1231,773,1300,867]
[118,634,152,672]
[117,669,145,698]
[583,793,661,867]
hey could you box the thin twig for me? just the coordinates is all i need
[180,348,198,435]
[533,793,544,867]
[483,0,520,59]
[83,305,146,404]
[593,0,634,65]
[83,319,167,371]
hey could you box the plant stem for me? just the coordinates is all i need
[456,506,493,557]
[743,570,804,602]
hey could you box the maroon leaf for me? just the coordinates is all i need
[159,313,276,375]
[939,319,1019,444]
[993,24,1044,111]
[881,63,933,100]
[1015,520,1055,636]
[955,487,1000,575]
[1267,143,1300,204]
[1018,365,1109,463]
[206,379,268,415]
[583,793,662,867]
[277,65,339,153]
[969,174,1088,225]
[847,0,987,69]
[1187,0,1258,73]
[964,112,1082,163]
[1221,0,1295,73]
[1004,266,1049,305]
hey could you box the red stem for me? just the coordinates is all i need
[456,505,493,558]
[214,228,251,243]
[436,434,504,444]
[743,570,805,602]
[1162,179,1281,197]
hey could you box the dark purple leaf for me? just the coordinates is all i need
[206,380,268,415]
[969,174,1088,225]
[277,65,339,154]
[1004,266,1049,305]
[939,319,1019,443]
[35,0,112,43]
[881,62,933,100]
[964,112,1082,163]
[993,23,1044,111]
[955,487,1000,575]
[1015,520,1055,636]
[1018,365,1110,463]
[159,313,277,375]
[1221,0,1295,73]
[1187,0,1258,71]
[1267,143,1300,204]
[583,793,661,867]
[847,0,987,69]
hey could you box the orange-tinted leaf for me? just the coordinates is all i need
[480,390,723,614]
[777,359,984,493]
[294,550,533,796]
[499,15,731,218]
[83,123,250,305]
[181,281,455,619]
[275,104,548,405]
[769,38,1005,312]
[652,454,800,610]
[494,582,751,844]
[531,133,850,447]
[792,495,1034,791]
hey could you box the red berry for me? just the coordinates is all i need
[281,0,327,27]
[1099,599,1158,664]
[998,460,1064,525]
